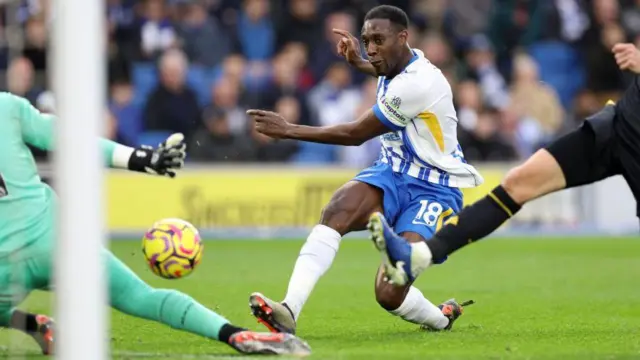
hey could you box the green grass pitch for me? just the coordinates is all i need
[2,237,640,359]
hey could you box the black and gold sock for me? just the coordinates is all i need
[426,185,521,262]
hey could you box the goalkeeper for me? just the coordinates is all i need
[0,92,311,357]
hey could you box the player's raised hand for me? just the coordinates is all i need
[247,109,291,139]
[132,133,187,178]
[333,28,363,64]
[613,43,640,73]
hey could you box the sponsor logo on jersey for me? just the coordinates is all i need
[382,132,401,142]
[382,98,407,124]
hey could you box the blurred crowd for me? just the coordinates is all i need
[4,0,640,166]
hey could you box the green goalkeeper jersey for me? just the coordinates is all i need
[0,92,120,256]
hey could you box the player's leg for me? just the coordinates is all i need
[0,248,55,355]
[0,303,54,355]
[423,149,564,260]
[374,262,469,331]
[280,181,383,316]
[371,188,472,331]
[374,105,620,286]
[250,167,390,334]
[375,233,451,330]
[8,310,54,355]
[104,249,310,355]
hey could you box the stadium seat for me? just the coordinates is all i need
[209,65,223,85]
[186,65,212,106]
[131,62,158,108]
[111,104,143,147]
[528,41,585,109]
[292,142,336,164]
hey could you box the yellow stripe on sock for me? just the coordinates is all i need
[488,192,513,217]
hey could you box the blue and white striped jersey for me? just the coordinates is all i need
[372,49,484,188]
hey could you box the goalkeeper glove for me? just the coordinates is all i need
[128,133,186,178]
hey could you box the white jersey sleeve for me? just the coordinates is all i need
[372,75,426,131]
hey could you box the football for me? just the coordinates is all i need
[142,218,203,279]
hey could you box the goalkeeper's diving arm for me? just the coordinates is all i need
[101,133,186,178]
[15,94,186,178]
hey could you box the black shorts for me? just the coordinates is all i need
[546,102,640,214]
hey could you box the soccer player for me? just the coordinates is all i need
[245,5,481,334]
[0,92,311,356]
[370,42,640,288]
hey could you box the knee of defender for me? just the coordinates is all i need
[375,286,404,311]
[502,166,534,204]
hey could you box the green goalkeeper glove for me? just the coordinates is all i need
[128,133,186,178]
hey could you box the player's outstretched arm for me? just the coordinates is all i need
[333,28,377,77]
[247,75,424,146]
[102,133,186,178]
[13,93,186,177]
[247,108,389,146]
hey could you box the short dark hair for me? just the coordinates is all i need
[364,5,409,30]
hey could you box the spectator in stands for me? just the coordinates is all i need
[572,89,603,129]
[22,15,47,71]
[340,77,381,168]
[283,42,315,91]
[107,0,138,67]
[206,76,248,135]
[106,109,127,144]
[486,0,546,77]
[220,54,247,83]
[309,11,358,84]
[254,51,312,125]
[458,108,518,162]
[455,80,483,132]
[510,53,564,138]
[465,34,510,111]
[6,57,40,105]
[236,0,275,61]
[177,1,230,67]
[143,49,201,139]
[139,0,176,60]
[205,0,241,27]
[108,0,137,32]
[249,96,300,162]
[581,0,626,103]
[445,0,493,51]
[622,0,640,43]
[22,0,640,167]
[276,0,322,51]
[237,53,272,91]
[109,79,141,146]
[307,62,359,129]
[188,107,255,162]
[35,90,55,114]
[217,54,273,101]
[500,102,545,158]
[419,32,454,71]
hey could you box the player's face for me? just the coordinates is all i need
[361,19,407,76]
